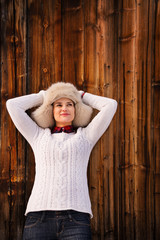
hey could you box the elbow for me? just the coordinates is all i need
[6,99,11,111]
[6,99,15,112]
[112,99,118,113]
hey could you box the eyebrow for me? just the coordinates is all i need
[55,101,73,104]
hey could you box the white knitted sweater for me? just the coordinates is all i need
[6,91,117,217]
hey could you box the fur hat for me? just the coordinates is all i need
[31,82,93,128]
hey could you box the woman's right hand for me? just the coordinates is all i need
[39,90,46,102]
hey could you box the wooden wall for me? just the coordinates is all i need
[0,0,160,239]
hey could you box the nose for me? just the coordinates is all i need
[61,105,67,111]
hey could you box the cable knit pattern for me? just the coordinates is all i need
[6,91,117,218]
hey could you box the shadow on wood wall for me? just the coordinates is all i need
[0,0,160,239]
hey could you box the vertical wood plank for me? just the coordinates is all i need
[27,0,61,91]
[61,0,84,87]
[13,0,27,238]
[135,0,155,239]
[145,0,155,238]
[118,0,137,239]
[84,0,97,92]
[0,1,16,239]
[135,0,148,239]
[154,1,160,239]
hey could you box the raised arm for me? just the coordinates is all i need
[81,92,117,146]
[6,91,44,145]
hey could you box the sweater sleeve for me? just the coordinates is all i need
[6,91,44,145]
[82,93,117,146]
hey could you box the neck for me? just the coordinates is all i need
[55,123,72,127]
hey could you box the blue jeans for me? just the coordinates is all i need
[22,210,92,240]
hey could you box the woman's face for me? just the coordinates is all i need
[53,98,75,127]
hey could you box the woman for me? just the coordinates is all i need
[6,82,117,240]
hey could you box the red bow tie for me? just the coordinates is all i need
[51,125,76,134]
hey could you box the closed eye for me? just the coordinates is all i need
[55,104,62,107]
[67,103,74,107]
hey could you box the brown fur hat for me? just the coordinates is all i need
[31,82,93,128]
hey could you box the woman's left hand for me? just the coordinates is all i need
[79,90,84,98]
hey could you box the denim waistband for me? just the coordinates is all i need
[27,210,89,219]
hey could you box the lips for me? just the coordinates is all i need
[60,113,70,116]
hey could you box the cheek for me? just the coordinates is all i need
[53,108,58,119]
[72,108,75,118]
